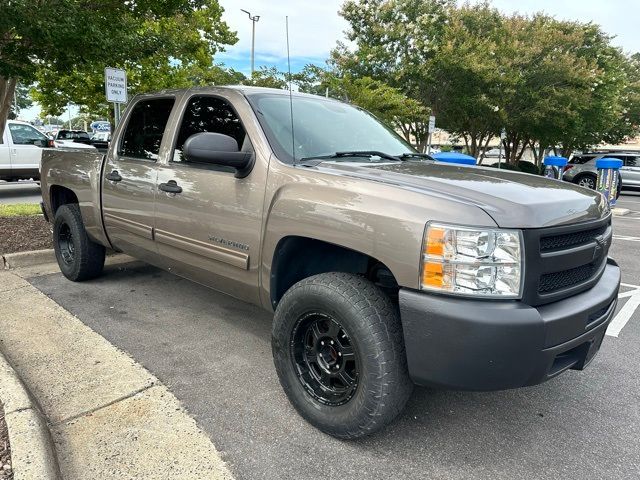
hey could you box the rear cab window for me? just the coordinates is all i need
[119,98,175,160]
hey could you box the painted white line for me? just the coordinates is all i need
[613,235,640,242]
[607,289,640,337]
[621,282,640,289]
[618,290,639,299]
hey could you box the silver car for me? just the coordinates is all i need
[563,151,640,191]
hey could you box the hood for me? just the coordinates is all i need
[315,161,608,228]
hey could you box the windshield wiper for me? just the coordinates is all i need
[299,150,401,163]
[398,152,433,160]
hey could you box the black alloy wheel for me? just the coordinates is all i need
[291,312,359,406]
[57,222,76,265]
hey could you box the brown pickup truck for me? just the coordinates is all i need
[40,86,620,439]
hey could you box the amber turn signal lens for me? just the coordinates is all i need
[425,226,446,257]
[422,262,444,288]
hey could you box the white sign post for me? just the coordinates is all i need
[427,115,436,155]
[105,67,127,127]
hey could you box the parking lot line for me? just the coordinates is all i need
[607,287,640,337]
[613,235,640,242]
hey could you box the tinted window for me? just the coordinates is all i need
[120,98,174,160]
[58,130,90,140]
[8,123,47,145]
[569,155,594,165]
[624,157,639,167]
[173,96,248,163]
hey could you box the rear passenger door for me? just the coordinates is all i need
[102,96,175,262]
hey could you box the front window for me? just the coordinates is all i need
[8,123,47,145]
[246,93,415,164]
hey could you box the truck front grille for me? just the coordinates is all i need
[539,224,608,252]
[522,215,612,306]
[538,263,598,294]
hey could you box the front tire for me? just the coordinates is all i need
[53,204,105,281]
[272,273,413,439]
[575,174,596,190]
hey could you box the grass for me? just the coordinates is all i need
[0,203,41,217]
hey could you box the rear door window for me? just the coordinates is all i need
[119,98,175,160]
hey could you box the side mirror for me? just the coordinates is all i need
[183,132,253,178]
[33,139,47,148]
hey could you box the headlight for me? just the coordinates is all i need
[421,223,523,298]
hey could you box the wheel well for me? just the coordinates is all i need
[270,236,399,309]
[50,185,79,215]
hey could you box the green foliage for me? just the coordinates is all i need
[516,161,541,175]
[488,162,521,172]
[334,1,640,158]
[2,0,237,123]
[0,203,41,217]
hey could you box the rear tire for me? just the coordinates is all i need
[53,204,105,281]
[272,272,413,439]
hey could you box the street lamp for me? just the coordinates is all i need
[241,9,260,75]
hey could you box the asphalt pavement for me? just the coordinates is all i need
[0,181,41,205]
[27,192,640,480]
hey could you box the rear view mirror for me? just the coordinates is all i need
[183,132,253,178]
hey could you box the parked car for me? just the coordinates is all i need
[53,130,97,150]
[40,86,620,439]
[483,147,502,158]
[564,151,640,192]
[0,120,49,181]
[89,131,111,152]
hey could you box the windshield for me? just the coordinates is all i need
[246,93,416,164]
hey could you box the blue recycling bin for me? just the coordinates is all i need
[543,156,568,180]
[596,158,623,207]
[432,152,477,166]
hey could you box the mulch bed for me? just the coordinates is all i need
[0,403,12,479]
[0,216,52,256]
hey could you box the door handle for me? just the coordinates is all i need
[105,170,122,182]
[159,180,182,194]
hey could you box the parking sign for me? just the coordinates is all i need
[105,67,127,103]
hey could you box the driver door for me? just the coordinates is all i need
[154,93,268,304]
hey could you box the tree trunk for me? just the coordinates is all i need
[0,77,18,140]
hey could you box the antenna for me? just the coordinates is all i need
[286,16,296,166]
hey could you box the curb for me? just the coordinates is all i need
[0,352,61,479]
[612,208,630,216]
[2,250,55,270]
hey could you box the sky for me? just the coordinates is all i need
[20,0,640,121]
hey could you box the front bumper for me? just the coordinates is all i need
[399,259,620,391]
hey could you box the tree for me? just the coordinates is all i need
[428,3,505,157]
[332,0,453,150]
[1,0,236,131]
[7,83,32,120]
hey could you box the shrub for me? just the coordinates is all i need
[516,161,541,175]
[488,162,521,171]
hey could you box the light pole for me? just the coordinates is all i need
[241,9,260,76]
